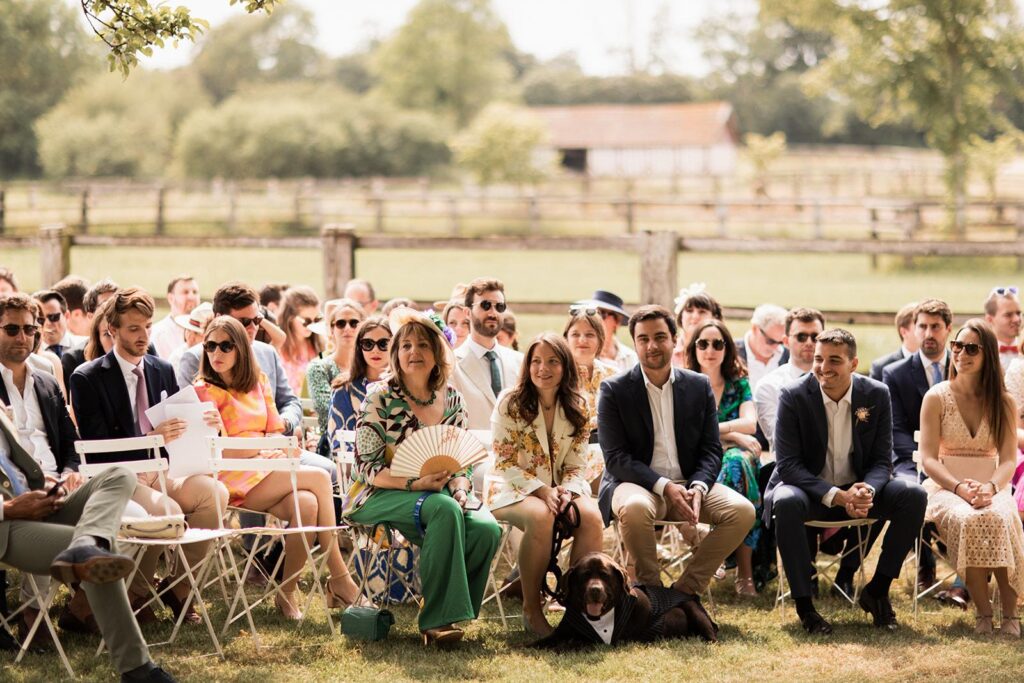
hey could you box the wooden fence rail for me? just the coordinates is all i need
[3,222,1020,325]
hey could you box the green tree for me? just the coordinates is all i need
[764,0,1024,232]
[190,3,323,102]
[744,131,787,197]
[0,0,96,177]
[372,0,514,128]
[453,104,546,185]
[36,70,208,178]
[966,133,1022,201]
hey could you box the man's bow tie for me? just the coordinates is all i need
[999,345,1019,354]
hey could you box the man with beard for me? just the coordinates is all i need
[983,286,1022,372]
[451,278,524,430]
[597,305,755,639]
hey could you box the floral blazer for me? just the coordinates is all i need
[488,392,591,511]
[342,382,469,517]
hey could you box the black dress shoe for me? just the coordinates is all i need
[0,626,19,652]
[157,578,201,625]
[830,578,855,601]
[50,545,135,585]
[57,605,99,635]
[917,567,936,593]
[799,610,833,635]
[859,591,898,630]
[121,664,178,682]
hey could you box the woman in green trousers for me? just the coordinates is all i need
[343,307,501,646]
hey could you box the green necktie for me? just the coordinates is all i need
[484,350,502,397]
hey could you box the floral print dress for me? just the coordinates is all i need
[715,376,761,549]
[342,382,470,518]
[578,359,618,482]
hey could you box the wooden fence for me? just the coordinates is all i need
[5,222,1023,325]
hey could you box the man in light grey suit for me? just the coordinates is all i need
[451,278,524,431]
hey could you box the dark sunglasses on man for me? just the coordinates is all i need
[476,300,507,313]
[793,332,818,343]
[1,324,40,338]
[43,312,62,323]
[236,315,264,329]
[203,340,236,354]
[950,340,981,356]
[358,338,390,352]
[333,318,361,330]
[758,325,784,347]
[696,338,726,351]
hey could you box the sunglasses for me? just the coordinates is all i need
[203,340,237,354]
[991,286,1019,296]
[758,326,784,346]
[333,318,361,330]
[569,306,599,317]
[950,341,981,356]
[793,332,819,343]
[299,315,324,327]
[1,324,40,338]
[696,338,726,351]
[236,315,264,329]
[359,338,390,352]
[43,312,62,323]
[476,300,507,313]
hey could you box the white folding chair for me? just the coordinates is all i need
[75,435,236,659]
[910,430,959,615]
[209,435,344,637]
[0,563,72,676]
[775,516,879,615]
[480,472,517,627]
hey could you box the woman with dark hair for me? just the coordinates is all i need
[194,316,361,620]
[344,308,501,646]
[673,285,723,368]
[490,333,605,637]
[306,297,366,436]
[920,319,1024,637]
[686,319,761,596]
[327,316,391,449]
[278,286,325,395]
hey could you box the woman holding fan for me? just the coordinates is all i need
[343,308,501,646]
[490,333,604,637]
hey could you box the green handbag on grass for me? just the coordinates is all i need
[341,606,395,641]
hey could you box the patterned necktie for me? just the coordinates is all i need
[132,366,153,435]
[483,350,502,397]
[931,362,943,386]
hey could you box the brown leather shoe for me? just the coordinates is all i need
[130,592,159,625]
[157,578,201,625]
[18,608,54,651]
[57,604,99,635]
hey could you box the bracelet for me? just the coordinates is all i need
[953,481,964,496]
[989,480,1000,495]
[405,478,416,492]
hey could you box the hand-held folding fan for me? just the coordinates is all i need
[389,425,489,479]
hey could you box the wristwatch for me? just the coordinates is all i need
[405,478,416,492]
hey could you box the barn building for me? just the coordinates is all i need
[529,101,739,177]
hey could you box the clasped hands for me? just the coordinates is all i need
[406,471,475,510]
[534,485,573,516]
[956,478,994,509]
[835,483,874,518]
[665,482,703,525]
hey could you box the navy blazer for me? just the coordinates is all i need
[763,373,893,525]
[70,350,179,463]
[0,370,80,472]
[596,365,723,524]
[882,352,948,478]
[869,348,904,381]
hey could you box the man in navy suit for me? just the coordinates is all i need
[869,302,918,381]
[598,305,755,638]
[71,288,226,627]
[765,328,926,634]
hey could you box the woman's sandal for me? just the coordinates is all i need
[275,590,303,621]
[421,626,464,647]
[1001,616,1021,639]
[325,580,372,610]
[734,577,757,597]
[975,615,994,635]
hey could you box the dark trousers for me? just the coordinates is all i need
[772,478,927,600]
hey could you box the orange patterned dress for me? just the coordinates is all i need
[195,373,287,506]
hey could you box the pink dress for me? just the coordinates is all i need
[195,373,287,506]
[924,383,1024,594]
[281,346,315,396]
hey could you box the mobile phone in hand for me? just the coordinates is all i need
[46,479,66,497]
[462,497,483,511]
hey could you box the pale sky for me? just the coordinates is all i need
[96,0,747,76]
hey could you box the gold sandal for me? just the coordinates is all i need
[1001,616,1021,639]
[275,590,303,621]
[975,615,994,635]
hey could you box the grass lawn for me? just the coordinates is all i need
[4,245,1022,364]
[3,560,1021,682]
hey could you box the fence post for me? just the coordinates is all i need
[321,223,357,299]
[639,230,678,308]
[528,192,541,233]
[1017,205,1024,272]
[373,195,385,233]
[868,207,879,272]
[448,196,460,235]
[0,189,5,235]
[155,185,166,236]
[716,200,728,237]
[39,223,71,286]
[812,200,823,239]
[624,199,635,233]
[78,188,89,234]
[226,186,238,234]
[293,185,304,227]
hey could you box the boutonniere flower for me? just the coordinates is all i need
[854,407,871,424]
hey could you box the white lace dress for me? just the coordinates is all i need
[924,383,1024,593]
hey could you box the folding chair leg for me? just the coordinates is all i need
[18,579,73,678]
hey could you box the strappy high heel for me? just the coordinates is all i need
[421,626,463,647]
[325,580,372,610]
[735,577,757,597]
[975,615,994,635]
[275,590,303,620]
[1001,616,1021,639]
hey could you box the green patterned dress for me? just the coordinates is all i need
[715,376,761,549]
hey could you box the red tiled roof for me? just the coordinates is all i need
[529,101,737,149]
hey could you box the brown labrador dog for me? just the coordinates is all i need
[533,552,717,648]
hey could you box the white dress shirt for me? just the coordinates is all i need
[150,314,185,359]
[0,364,60,475]
[463,336,507,388]
[918,350,947,389]
[642,369,682,496]
[113,349,146,422]
[753,362,809,448]
[743,331,785,389]
[820,381,855,507]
